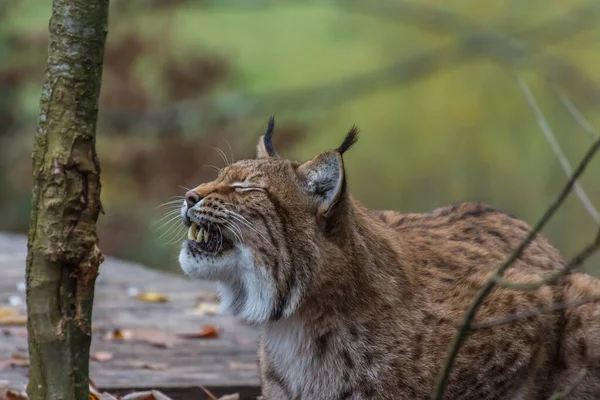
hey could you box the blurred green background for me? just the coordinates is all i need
[1,0,599,274]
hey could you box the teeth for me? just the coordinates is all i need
[196,228,204,243]
[204,229,210,243]
[187,224,198,241]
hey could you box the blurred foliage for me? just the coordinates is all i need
[1,0,599,274]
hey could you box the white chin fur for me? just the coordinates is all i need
[178,242,277,324]
[178,240,238,281]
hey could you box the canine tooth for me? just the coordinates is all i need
[196,228,204,242]
[205,229,210,242]
[187,226,195,240]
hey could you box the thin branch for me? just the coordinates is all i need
[17,0,592,137]
[518,75,600,224]
[549,80,600,140]
[548,368,588,400]
[494,228,600,291]
[431,136,600,400]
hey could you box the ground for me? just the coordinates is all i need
[0,233,261,398]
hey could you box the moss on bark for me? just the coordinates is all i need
[26,1,109,399]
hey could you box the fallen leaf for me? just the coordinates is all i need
[88,381,118,400]
[134,292,168,303]
[186,302,220,316]
[0,354,29,369]
[218,395,240,400]
[178,324,220,339]
[91,351,114,362]
[122,390,172,400]
[90,383,102,400]
[0,381,28,400]
[107,328,178,348]
[0,307,27,326]
[2,327,27,338]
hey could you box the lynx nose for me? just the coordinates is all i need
[185,190,202,208]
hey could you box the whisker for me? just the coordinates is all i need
[217,224,223,252]
[179,185,191,191]
[225,210,270,243]
[222,220,243,244]
[202,164,222,174]
[213,147,230,167]
[228,217,269,244]
[164,225,187,245]
[222,220,242,243]
[153,214,183,232]
[151,209,181,226]
[158,218,185,239]
[155,199,185,209]
[223,138,235,164]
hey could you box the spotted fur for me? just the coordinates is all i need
[178,120,600,399]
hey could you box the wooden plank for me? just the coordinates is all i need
[0,233,261,389]
[103,386,262,400]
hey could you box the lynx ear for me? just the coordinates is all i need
[298,126,358,217]
[298,151,344,217]
[257,116,279,158]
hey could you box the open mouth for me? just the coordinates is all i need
[186,222,234,255]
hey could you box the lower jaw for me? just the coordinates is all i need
[185,239,233,256]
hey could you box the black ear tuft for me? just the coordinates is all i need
[336,125,359,155]
[264,116,277,157]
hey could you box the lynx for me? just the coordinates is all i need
[178,118,600,399]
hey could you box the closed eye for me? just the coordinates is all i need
[232,183,264,193]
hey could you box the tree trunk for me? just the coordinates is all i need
[26,1,109,399]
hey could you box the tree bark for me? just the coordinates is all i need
[26,1,109,399]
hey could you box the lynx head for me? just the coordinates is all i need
[178,117,358,324]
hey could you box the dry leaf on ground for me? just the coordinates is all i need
[0,307,27,326]
[177,324,220,339]
[104,328,177,348]
[122,390,172,400]
[90,383,102,400]
[0,380,28,400]
[198,387,239,400]
[186,302,220,316]
[134,292,168,303]
[0,354,29,369]
[2,327,27,338]
[217,394,240,400]
[91,351,114,362]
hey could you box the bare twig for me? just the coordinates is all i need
[27,0,594,137]
[471,295,600,330]
[548,368,589,400]
[518,75,600,224]
[431,136,600,400]
[199,386,218,400]
[494,228,600,291]
[549,80,600,141]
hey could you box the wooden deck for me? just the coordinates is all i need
[0,233,261,397]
